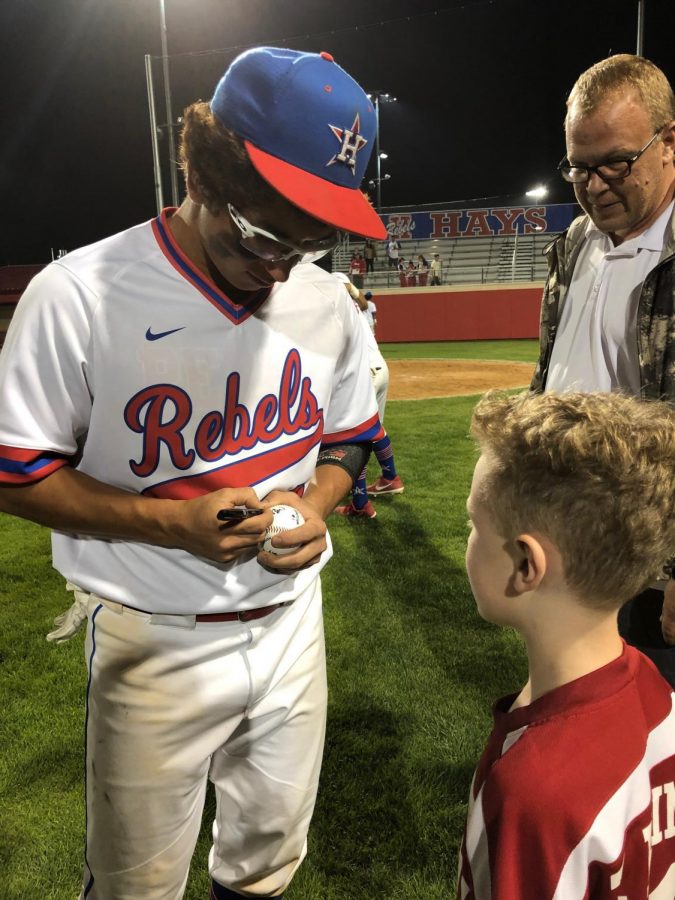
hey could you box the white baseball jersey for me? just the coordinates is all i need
[356,310,388,420]
[0,211,380,614]
[331,272,385,371]
[364,300,376,332]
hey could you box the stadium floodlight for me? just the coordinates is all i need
[367,90,398,212]
[526,185,548,200]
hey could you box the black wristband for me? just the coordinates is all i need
[316,441,371,485]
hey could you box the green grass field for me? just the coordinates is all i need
[378,338,539,363]
[0,340,537,899]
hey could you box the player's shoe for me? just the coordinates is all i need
[366,475,405,496]
[334,501,377,519]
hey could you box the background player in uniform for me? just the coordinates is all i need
[0,47,386,899]
[362,289,377,333]
[458,390,675,898]
[332,276,404,519]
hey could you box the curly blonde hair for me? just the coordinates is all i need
[566,54,675,131]
[470,391,675,608]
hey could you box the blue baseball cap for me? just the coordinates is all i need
[211,47,386,240]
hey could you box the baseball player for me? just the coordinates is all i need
[333,276,404,518]
[0,48,386,900]
[363,289,377,333]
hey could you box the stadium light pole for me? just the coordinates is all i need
[145,53,164,214]
[368,172,391,196]
[158,0,180,208]
[511,185,549,280]
[636,0,645,55]
[367,91,396,212]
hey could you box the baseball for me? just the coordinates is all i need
[259,504,305,556]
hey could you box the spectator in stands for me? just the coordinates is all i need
[349,249,366,288]
[332,276,405,518]
[386,237,401,268]
[363,240,377,274]
[416,254,429,286]
[430,253,442,285]
[531,53,675,686]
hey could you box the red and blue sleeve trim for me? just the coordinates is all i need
[0,445,70,485]
[321,412,385,446]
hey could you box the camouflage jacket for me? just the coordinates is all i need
[531,206,675,400]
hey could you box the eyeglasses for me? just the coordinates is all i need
[557,129,663,184]
[227,204,339,264]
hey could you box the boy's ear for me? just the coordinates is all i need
[185,166,205,205]
[512,534,547,594]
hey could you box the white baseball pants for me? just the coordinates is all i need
[371,360,389,422]
[78,580,326,899]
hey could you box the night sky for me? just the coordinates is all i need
[1,0,672,264]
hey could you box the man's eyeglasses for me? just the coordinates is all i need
[557,129,663,184]
[227,204,339,264]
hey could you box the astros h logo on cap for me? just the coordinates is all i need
[210,46,386,240]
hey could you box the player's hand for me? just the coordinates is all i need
[256,490,328,572]
[168,487,273,563]
[660,579,675,645]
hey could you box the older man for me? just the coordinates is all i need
[531,54,675,685]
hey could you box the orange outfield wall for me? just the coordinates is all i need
[372,283,544,343]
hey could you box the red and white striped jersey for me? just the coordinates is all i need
[458,643,675,899]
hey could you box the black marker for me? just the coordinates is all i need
[217,507,265,521]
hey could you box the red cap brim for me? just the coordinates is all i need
[245,140,387,240]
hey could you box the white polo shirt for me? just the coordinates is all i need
[546,201,674,394]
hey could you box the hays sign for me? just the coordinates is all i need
[383,203,578,240]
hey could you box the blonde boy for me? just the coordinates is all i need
[458,391,675,898]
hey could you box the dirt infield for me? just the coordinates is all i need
[387,359,534,400]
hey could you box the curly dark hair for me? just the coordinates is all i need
[178,101,280,214]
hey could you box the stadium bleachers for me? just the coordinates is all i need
[333,232,553,289]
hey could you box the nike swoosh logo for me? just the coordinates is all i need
[145,326,186,341]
